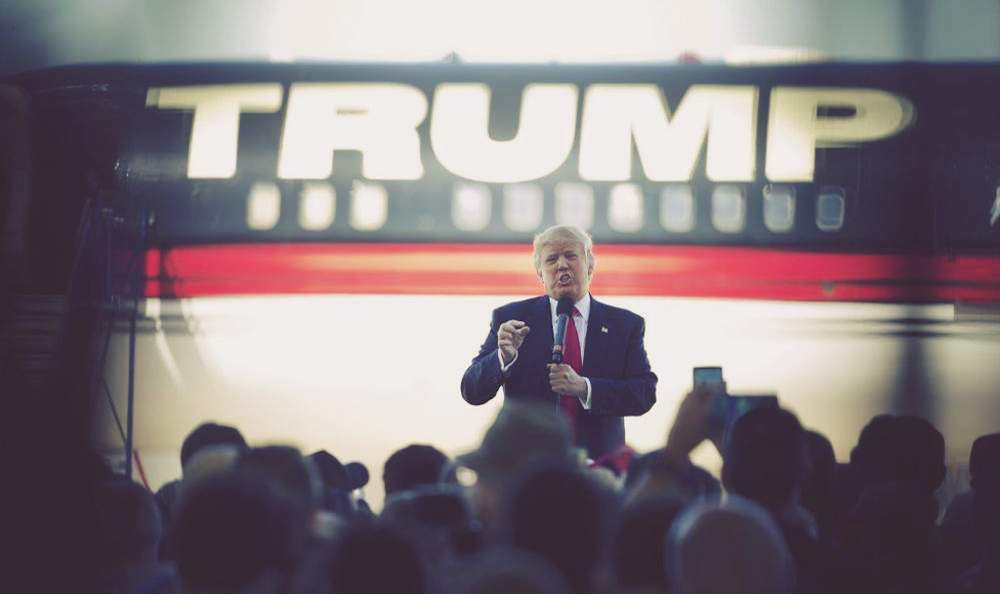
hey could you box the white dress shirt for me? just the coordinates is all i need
[498,294,593,409]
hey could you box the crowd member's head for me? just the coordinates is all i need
[444,547,571,594]
[800,429,838,541]
[309,449,369,517]
[321,521,427,594]
[157,422,247,526]
[95,479,162,568]
[182,444,240,485]
[180,422,248,471]
[169,469,308,594]
[970,432,1000,494]
[381,484,480,565]
[383,444,453,498]
[850,414,946,494]
[94,479,177,593]
[457,401,576,525]
[891,415,946,494]
[666,496,796,594]
[236,445,322,517]
[155,445,243,563]
[722,407,806,510]
[972,433,1000,572]
[498,463,617,594]
[624,449,721,506]
[613,497,684,593]
[938,433,1000,585]
[838,480,938,592]
[532,224,595,302]
[310,450,367,492]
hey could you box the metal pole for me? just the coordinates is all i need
[125,296,137,479]
[124,208,145,480]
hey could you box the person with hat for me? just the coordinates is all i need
[460,224,657,460]
[456,400,580,527]
[309,450,372,520]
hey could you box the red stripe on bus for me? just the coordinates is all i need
[145,244,1000,302]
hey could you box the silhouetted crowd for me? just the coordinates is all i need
[90,390,1000,594]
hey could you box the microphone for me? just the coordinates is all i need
[552,297,575,364]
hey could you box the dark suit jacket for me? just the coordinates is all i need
[460,295,657,459]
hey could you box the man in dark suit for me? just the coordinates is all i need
[461,224,657,459]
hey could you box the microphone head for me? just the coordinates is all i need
[556,297,575,316]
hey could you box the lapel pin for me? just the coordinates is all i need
[601,326,609,333]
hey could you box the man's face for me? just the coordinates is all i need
[537,240,593,302]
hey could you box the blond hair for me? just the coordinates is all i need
[532,225,595,272]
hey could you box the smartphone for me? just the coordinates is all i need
[693,366,726,427]
[692,367,779,434]
[693,366,723,388]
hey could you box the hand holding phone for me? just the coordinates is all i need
[664,367,727,459]
[693,366,728,430]
[689,366,780,451]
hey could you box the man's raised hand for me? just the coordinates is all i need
[497,320,530,365]
[664,382,726,463]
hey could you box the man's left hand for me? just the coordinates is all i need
[548,364,587,398]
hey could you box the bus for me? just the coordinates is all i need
[3,61,999,507]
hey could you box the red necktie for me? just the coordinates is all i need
[559,307,583,438]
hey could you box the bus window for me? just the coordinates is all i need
[711,185,746,233]
[299,182,336,231]
[660,184,695,233]
[248,182,281,231]
[763,184,795,233]
[817,186,846,231]
[350,181,388,231]
[609,183,644,232]
[554,182,595,229]
[991,186,1000,227]
[503,183,544,231]
[451,182,491,231]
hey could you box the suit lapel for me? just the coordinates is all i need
[533,295,554,347]
[582,295,607,376]
[526,296,555,398]
[518,296,553,368]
